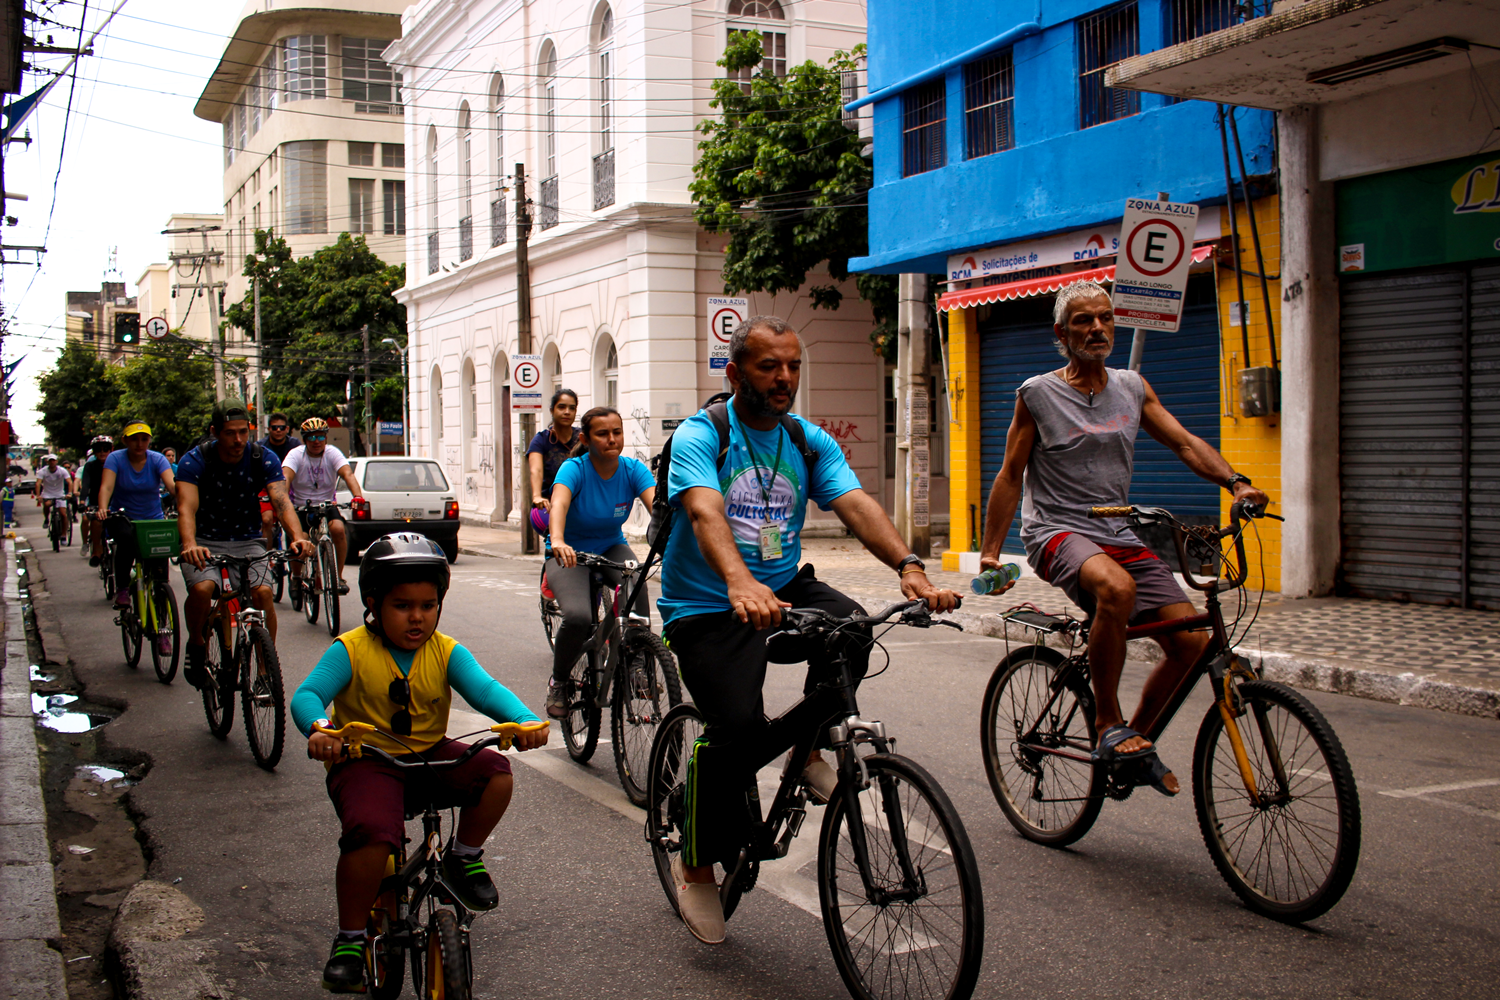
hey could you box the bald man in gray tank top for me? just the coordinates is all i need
[978,280,1268,795]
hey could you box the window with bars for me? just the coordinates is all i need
[283,140,328,234]
[349,141,375,166]
[342,37,402,113]
[282,35,327,102]
[1078,3,1140,129]
[902,79,946,177]
[383,180,405,235]
[349,178,376,233]
[964,51,1014,158]
[1164,0,1238,103]
[728,30,786,94]
[841,68,860,128]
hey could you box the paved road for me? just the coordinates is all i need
[29,519,1500,999]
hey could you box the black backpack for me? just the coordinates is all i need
[642,391,818,557]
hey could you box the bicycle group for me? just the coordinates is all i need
[33,288,1360,1000]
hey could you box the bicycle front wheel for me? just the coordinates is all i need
[1193,679,1361,923]
[367,846,408,1000]
[561,647,602,763]
[320,537,340,637]
[303,566,320,624]
[272,533,286,603]
[819,754,985,1000]
[612,630,682,807]
[539,564,562,651]
[201,624,235,739]
[424,909,469,1000]
[147,580,179,684]
[980,644,1104,846]
[120,598,142,670]
[239,623,286,770]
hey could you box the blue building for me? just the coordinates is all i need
[848,0,1279,569]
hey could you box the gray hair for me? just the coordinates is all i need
[1051,279,1111,327]
[728,314,797,367]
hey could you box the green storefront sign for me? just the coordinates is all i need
[1335,151,1500,274]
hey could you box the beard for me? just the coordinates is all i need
[738,380,793,418]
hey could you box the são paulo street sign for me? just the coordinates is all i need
[1111,198,1200,332]
[510,354,543,412]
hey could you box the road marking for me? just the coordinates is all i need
[1379,778,1500,798]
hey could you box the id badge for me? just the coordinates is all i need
[758,523,783,561]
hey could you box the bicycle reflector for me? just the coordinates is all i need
[444,500,459,520]
[351,498,371,521]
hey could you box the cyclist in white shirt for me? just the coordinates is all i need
[34,454,71,518]
[282,417,364,595]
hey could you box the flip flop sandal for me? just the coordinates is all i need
[1092,724,1158,763]
[1134,754,1180,797]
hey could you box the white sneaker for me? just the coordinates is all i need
[802,754,838,805]
[672,857,725,944]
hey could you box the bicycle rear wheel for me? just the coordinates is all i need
[980,643,1104,846]
[201,623,235,739]
[561,647,602,763]
[147,580,179,684]
[423,909,468,1000]
[320,537,340,637]
[1193,679,1361,923]
[819,754,985,1000]
[612,629,682,807]
[50,509,62,551]
[119,595,142,669]
[239,623,286,770]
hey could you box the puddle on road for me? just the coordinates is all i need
[32,692,114,734]
[30,664,55,683]
[77,764,136,788]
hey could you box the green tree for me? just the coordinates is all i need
[690,34,897,356]
[100,340,216,453]
[224,231,406,446]
[35,342,120,453]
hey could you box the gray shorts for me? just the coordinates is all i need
[1031,532,1188,624]
[180,538,273,594]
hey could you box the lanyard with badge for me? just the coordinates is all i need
[742,426,785,561]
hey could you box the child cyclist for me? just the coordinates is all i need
[291,532,549,993]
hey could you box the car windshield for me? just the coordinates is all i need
[362,461,449,492]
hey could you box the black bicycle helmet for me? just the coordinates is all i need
[358,533,451,630]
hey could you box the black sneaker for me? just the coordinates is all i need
[337,580,350,595]
[321,934,367,993]
[183,644,208,689]
[441,846,499,912]
[88,556,101,567]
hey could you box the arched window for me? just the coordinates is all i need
[728,0,783,15]
[425,126,439,274]
[597,7,613,151]
[458,103,474,261]
[544,342,562,393]
[461,357,477,469]
[538,42,559,229]
[596,333,619,409]
[728,0,787,94]
[490,74,506,247]
[430,366,444,457]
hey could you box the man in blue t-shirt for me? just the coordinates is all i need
[659,315,959,945]
[175,398,312,688]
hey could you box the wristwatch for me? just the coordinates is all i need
[1225,473,1253,492]
[896,554,926,576]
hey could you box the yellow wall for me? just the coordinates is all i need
[1217,196,1283,591]
[944,306,983,561]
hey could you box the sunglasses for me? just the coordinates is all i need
[270,425,288,431]
[305,434,328,442]
[389,678,412,737]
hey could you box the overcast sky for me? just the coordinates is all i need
[2,0,237,442]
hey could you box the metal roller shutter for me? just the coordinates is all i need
[978,274,1221,559]
[1338,270,1469,605]
[1467,264,1500,609]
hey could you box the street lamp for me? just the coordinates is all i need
[382,338,409,456]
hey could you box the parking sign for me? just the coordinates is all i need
[706,296,748,375]
[511,354,543,412]
[1111,198,1200,332]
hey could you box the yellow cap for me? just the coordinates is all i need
[121,421,152,438]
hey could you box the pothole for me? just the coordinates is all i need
[33,692,117,734]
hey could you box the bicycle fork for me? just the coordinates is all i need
[1210,654,1291,808]
[829,716,926,906]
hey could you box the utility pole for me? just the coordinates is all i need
[362,324,374,457]
[515,164,538,554]
[895,274,931,557]
[254,277,265,437]
[164,225,227,398]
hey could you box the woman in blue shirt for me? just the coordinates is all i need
[543,406,654,719]
[95,420,176,608]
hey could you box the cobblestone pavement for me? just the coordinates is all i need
[455,524,1500,712]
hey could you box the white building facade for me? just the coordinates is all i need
[388,0,894,529]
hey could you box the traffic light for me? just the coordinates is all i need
[114,313,140,345]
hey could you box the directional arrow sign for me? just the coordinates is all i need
[1111,198,1199,332]
[144,316,170,341]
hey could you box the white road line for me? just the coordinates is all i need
[1379,778,1500,799]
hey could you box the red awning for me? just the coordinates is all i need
[937,244,1216,312]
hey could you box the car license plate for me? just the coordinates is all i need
[394,508,424,519]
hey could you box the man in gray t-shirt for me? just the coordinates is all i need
[978,280,1267,795]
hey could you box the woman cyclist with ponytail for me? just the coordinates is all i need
[290,532,549,994]
[541,406,655,719]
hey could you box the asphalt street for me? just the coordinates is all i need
[24,506,1500,1000]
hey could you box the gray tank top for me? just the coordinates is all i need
[1018,368,1145,561]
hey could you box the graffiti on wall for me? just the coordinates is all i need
[816,418,863,462]
[630,406,651,462]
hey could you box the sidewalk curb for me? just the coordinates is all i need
[107,881,222,1000]
[0,536,68,1000]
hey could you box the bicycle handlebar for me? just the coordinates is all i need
[778,598,963,635]
[311,720,551,763]
[548,548,639,573]
[1085,501,1280,592]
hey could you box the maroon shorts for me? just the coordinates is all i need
[326,738,512,854]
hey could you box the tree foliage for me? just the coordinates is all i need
[223,230,407,441]
[100,340,216,452]
[690,34,897,352]
[35,342,120,453]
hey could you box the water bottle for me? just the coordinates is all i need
[971,563,1021,595]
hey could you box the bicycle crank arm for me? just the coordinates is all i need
[1019,742,1095,765]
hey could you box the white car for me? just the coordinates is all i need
[336,456,461,563]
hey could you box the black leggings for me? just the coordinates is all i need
[664,564,870,868]
[110,519,139,596]
[548,542,650,683]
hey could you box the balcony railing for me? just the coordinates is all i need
[539,175,559,230]
[490,197,506,247]
[427,231,439,275]
[593,149,615,211]
[459,215,473,261]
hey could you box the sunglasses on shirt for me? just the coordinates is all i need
[389,678,412,737]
